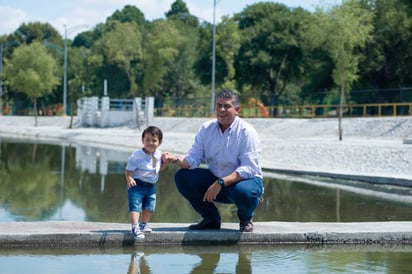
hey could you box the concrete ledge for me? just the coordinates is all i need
[264,168,412,187]
[1,221,411,247]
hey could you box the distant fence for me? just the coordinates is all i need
[155,102,412,118]
[3,98,411,119]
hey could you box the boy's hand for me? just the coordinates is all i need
[127,177,136,189]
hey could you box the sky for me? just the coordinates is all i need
[0,0,340,39]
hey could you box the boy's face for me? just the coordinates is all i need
[142,133,162,154]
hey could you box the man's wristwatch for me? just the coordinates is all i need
[217,177,225,188]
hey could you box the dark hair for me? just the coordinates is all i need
[142,126,163,141]
[217,89,241,107]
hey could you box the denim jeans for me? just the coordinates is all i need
[128,179,156,212]
[174,168,264,223]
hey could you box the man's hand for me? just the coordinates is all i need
[203,181,222,202]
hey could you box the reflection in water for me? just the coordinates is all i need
[127,250,252,274]
[1,139,412,223]
[1,245,411,274]
[121,244,412,274]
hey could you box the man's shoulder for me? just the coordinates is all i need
[201,118,218,129]
[236,118,260,137]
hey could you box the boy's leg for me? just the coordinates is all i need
[139,184,155,232]
[141,210,152,224]
[130,211,140,224]
[128,187,145,239]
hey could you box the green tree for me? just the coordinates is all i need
[4,42,59,126]
[95,22,142,97]
[108,5,146,26]
[357,0,412,95]
[67,46,102,126]
[7,23,63,112]
[165,0,199,27]
[143,20,184,97]
[307,0,374,140]
[234,3,308,114]
[214,16,240,90]
[15,22,62,45]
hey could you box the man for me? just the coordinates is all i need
[164,89,264,232]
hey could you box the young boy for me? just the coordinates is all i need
[125,126,167,240]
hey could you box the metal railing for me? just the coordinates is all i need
[155,102,412,118]
[4,101,412,119]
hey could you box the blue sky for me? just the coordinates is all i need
[0,0,340,39]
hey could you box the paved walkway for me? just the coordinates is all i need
[1,221,411,247]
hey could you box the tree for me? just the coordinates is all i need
[4,42,59,126]
[143,20,184,97]
[108,5,146,26]
[357,0,412,93]
[234,3,308,114]
[95,22,142,97]
[195,16,240,91]
[67,46,102,127]
[15,22,62,45]
[307,0,374,140]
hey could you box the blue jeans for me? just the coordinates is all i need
[174,168,264,223]
[128,179,156,212]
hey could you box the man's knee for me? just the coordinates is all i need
[174,168,189,184]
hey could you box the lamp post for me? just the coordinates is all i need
[63,24,88,116]
[63,25,68,116]
[0,43,3,116]
[210,0,218,115]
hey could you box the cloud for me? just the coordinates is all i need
[0,6,28,35]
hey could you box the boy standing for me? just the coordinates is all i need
[125,126,167,240]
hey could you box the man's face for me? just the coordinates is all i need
[215,97,240,129]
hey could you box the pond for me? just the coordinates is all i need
[2,244,412,274]
[0,138,411,273]
[1,139,411,223]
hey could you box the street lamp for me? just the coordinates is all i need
[0,43,3,116]
[63,24,88,116]
[210,0,219,115]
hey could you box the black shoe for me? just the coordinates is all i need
[240,221,253,232]
[188,219,221,230]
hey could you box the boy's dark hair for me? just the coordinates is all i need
[142,126,163,141]
[217,89,241,107]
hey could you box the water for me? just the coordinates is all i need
[1,138,412,273]
[1,245,412,274]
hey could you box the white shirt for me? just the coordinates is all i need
[125,149,161,183]
[185,116,263,179]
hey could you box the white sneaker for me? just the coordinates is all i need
[139,223,152,233]
[132,226,145,240]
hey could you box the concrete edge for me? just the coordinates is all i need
[263,167,412,187]
[1,222,412,247]
[403,138,412,144]
[3,232,412,247]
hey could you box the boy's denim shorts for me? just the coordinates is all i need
[128,179,156,212]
